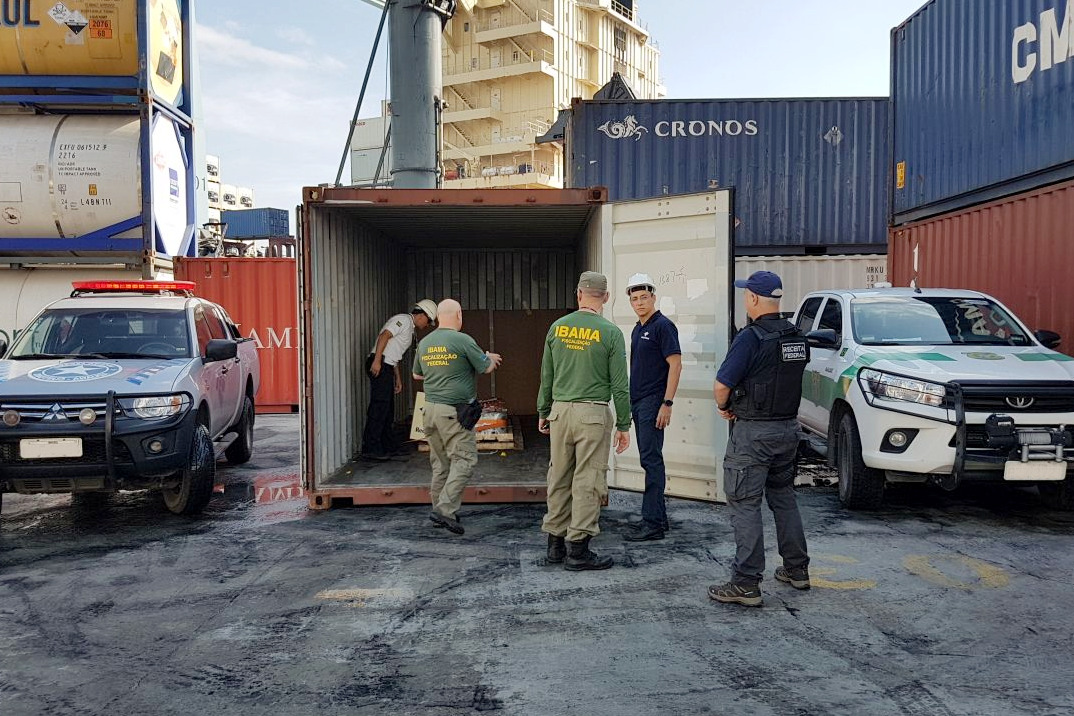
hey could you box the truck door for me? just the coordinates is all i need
[606,191,734,502]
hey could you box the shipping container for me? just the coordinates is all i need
[220,184,238,209]
[0,264,172,349]
[221,208,290,239]
[173,257,299,413]
[300,187,734,508]
[733,254,887,328]
[206,154,220,179]
[889,178,1074,354]
[891,0,1074,224]
[567,98,889,253]
[0,0,186,106]
[0,113,194,257]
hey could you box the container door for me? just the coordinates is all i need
[606,191,734,502]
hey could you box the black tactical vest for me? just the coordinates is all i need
[730,315,810,421]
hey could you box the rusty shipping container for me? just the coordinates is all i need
[889,179,1074,353]
[300,187,737,509]
[174,257,299,413]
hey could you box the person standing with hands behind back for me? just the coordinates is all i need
[538,271,631,571]
[413,299,502,535]
[623,273,682,542]
[709,271,811,608]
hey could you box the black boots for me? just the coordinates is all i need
[546,534,566,564]
[563,536,613,571]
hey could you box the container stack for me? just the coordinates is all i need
[0,0,199,339]
[887,0,1074,350]
[564,97,891,325]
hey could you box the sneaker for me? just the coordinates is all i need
[707,581,762,607]
[774,566,811,590]
[428,510,465,535]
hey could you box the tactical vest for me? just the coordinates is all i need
[730,315,810,421]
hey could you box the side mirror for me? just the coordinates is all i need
[0,339,7,357]
[806,329,839,350]
[1035,330,1061,350]
[204,338,238,363]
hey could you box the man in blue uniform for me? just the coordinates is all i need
[709,271,811,607]
[623,273,682,542]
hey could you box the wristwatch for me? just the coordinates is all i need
[663,399,674,407]
[718,403,730,411]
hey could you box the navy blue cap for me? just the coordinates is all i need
[734,270,784,298]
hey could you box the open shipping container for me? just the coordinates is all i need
[300,187,734,508]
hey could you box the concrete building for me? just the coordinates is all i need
[351,0,663,189]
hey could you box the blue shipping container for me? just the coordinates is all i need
[567,98,889,253]
[221,208,290,239]
[892,0,1074,224]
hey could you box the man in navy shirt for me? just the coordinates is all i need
[624,273,682,542]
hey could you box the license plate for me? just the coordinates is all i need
[1003,460,1068,481]
[19,437,83,459]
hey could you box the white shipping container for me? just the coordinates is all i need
[0,114,191,256]
[733,254,887,328]
[350,115,390,150]
[0,266,173,349]
[220,184,238,208]
[350,147,392,186]
[237,187,255,208]
[207,180,222,209]
[206,154,220,178]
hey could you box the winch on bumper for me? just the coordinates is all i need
[0,391,198,494]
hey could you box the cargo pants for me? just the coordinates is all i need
[424,401,479,519]
[541,401,613,541]
[723,418,810,586]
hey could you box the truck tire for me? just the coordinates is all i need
[836,412,885,510]
[1038,476,1074,511]
[224,395,255,465]
[162,424,216,515]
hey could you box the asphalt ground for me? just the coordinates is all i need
[2,414,1073,716]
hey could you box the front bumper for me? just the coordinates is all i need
[0,394,198,493]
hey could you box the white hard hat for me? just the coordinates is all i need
[625,273,656,296]
[413,299,438,322]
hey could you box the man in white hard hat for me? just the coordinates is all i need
[623,273,682,542]
[361,299,438,461]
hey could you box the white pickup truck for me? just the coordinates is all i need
[793,287,1074,510]
[0,280,260,516]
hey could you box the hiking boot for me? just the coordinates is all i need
[546,534,566,564]
[563,536,613,571]
[624,523,665,542]
[774,566,811,590]
[429,510,465,535]
[708,581,763,607]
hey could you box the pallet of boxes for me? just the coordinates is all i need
[411,394,524,452]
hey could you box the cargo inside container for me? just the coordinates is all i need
[300,187,733,508]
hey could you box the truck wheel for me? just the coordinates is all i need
[162,424,216,515]
[1039,476,1074,511]
[836,412,885,510]
[225,395,255,465]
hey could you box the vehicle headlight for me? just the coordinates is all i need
[119,394,191,419]
[859,369,946,408]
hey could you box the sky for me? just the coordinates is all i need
[194,0,927,221]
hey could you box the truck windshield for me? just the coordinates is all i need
[8,308,192,359]
[852,297,1031,346]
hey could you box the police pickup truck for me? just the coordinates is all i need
[794,287,1074,510]
[0,280,260,516]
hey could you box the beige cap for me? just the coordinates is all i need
[577,271,608,292]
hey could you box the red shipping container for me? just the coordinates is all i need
[890,179,1074,356]
[174,258,299,413]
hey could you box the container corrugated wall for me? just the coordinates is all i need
[733,255,888,327]
[891,0,1074,224]
[568,98,889,253]
[220,208,290,239]
[173,258,299,413]
[889,178,1074,354]
[406,249,577,310]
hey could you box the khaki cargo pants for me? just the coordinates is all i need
[424,401,478,519]
[541,401,613,541]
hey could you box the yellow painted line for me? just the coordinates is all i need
[315,588,411,607]
[808,554,877,590]
[903,555,1011,590]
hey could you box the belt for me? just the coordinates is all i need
[573,400,608,406]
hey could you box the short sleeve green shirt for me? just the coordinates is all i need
[413,328,491,405]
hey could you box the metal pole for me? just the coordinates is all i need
[334,0,391,187]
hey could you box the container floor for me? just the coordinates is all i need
[322,415,548,489]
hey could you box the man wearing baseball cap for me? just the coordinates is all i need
[709,270,811,607]
[537,271,631,570]
[361,299,438,461]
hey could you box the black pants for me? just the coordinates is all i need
[361,355,397,457]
